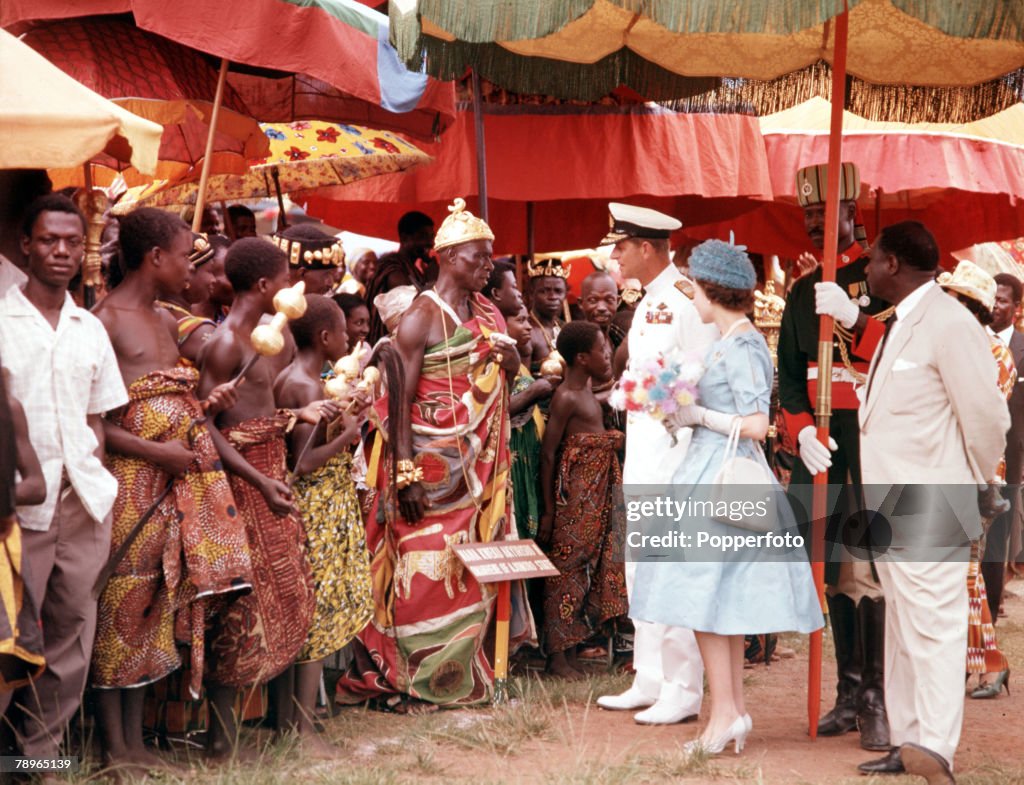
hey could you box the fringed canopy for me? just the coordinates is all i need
[393,0,1024,121]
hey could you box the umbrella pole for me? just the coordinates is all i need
[192,57,230,233]
[526,200,535,260]
[810,3,849,740]
[471,69,489,223]
[272,167,288,231]
[82,162,96,308]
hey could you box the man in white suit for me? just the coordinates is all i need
[857,222,1009,784]
[595,203,717,724]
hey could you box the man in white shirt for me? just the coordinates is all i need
[858,221,1008,783]
[595,203,718,725]
[0,194,128,762]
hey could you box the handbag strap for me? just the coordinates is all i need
[716,416,743,474]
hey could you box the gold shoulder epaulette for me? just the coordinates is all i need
[674,279,695,299]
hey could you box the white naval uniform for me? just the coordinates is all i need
[624,263,718,713]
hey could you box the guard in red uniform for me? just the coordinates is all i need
[777,163,891,754]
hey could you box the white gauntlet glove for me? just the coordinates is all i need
[797,425,838,476]
[666,405,738,435]
[814,281,859,330]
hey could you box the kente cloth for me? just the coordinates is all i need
[991,337,1017,483]
[509,368,542,540]
[336,293,531,707]
[967,542,1007,675]
[92,368,253,696]
[963,339,1015,675]
[158,301,216,348]
[542,431,628,653]
[206,414,315,688]
[294,452,374,662]
[0,518,44,691]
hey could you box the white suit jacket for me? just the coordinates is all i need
[860,285,1009,545]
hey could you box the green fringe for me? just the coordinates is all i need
[419,37,719,102]
[891,0,1024,41]
[418,34,1024,122]
[617,0,859,35]
[412,0,595,43]
[390,1,425,69]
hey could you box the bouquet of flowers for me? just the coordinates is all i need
[609,351,704,434]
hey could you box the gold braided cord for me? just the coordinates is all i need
[832,306,896,383]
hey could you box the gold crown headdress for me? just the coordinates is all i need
[190,232,215,268]
[527,257,570,279]
[433,198,495,252]
[271,234,346,270]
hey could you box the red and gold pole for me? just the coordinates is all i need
[809,2,849,740]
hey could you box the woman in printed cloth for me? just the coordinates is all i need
[937,260,1012,700]
[629,238,823,756]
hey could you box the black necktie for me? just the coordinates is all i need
[866,313,898,400]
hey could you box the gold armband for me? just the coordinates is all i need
[395,459,424,490]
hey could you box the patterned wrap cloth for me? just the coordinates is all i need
[294,451,374,661]
[92,368,253,697]
[337,293,532,706]
[967,338,1015,674]
[543,430,628,653]
[509,366,543,540]
[0,520,44,691]
[206,413,315,688]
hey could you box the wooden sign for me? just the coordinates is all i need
[452,540,559,583]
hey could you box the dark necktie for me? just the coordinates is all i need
[866,313,898,401]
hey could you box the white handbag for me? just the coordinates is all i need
[710,418,776,533]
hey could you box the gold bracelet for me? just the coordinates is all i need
[395,459,423,490]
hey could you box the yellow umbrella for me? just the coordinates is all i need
[0,28,161,173]
[113,122,432,218]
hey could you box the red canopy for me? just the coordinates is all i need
[2,0,456,141]
[686,99,1024,262]
[301,107,773,253]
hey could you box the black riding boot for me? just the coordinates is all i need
[856,596,891,751]
[818,593,861,736]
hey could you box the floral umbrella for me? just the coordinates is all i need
[113,122,433,212]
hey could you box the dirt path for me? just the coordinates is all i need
[89,583,1024,784]
[329,584,1024,784]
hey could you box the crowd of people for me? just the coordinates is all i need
[0,160,1017,785]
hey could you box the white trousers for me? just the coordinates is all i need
[876,559,968,767]
[625,560,704,712]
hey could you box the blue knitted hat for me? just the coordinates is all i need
[688,236,756,291]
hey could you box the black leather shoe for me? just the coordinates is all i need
[900,743,955,784]
[818,704,858,736]
[857,749,904,775]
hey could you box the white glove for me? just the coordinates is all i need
[814,282,859,330]
[666,405,738,436]
[666,404,703,431]
[798,425,838,476]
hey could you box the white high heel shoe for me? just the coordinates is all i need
[683,716,750,756]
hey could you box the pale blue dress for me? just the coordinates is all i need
[630,330,824,635]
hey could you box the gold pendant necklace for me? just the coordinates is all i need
[529,311,557,351]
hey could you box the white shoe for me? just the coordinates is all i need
[634,700,699,725]
[683,716,749,756]
[596,687,656,711]
[743,713,752,733]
